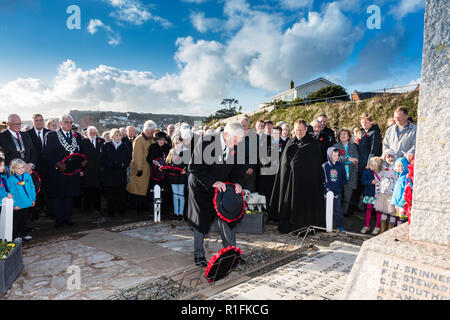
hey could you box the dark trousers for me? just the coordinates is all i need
[104,187,127,216]
[13,208,29,239]
[134,194,148,213]
[333,195,344,228]
[342,183,354,215]
[258,174,276,220]
[241,172,256,193]
[349,171,364,214]
[194,219,236,258]
[53,197,73,223]
[83,187,101,211]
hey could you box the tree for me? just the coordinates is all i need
[306,85,350,102]
[203,98,240,125]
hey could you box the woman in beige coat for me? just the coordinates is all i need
[127,120,156,212]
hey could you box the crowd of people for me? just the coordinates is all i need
[0,106,416,253]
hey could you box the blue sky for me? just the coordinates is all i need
[0,0,425,119]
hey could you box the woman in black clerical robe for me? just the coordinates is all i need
[269,119,326,234]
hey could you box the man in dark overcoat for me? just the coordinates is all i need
[187,122,246,267]
[26,113,51,219]
[80,126,105,214]
[43,114,87,228]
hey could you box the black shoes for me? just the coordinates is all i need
[238,257,246,266]
[195,257,208,267]
[176,215,184,221]
[55,221,74,228]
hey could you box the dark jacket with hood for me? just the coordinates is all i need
[322,147,347,195]
[358,124,382,172]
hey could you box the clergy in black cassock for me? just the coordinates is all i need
[269,119,326,234]
[187,123,245,267]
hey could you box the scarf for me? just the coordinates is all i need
[112,139,122,150]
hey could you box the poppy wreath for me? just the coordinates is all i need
[150,157,167,181]
[213,182,246,223]
[61,153,87,176]
[204,246,242,283]
[403,157,415,224]
[159,165,184,176]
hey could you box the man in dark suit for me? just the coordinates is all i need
[0,114,37,169]
[43,114,87,228]
[187,122,246,267]
[26,113,51,220]
[317,114,336,163]
[80,126,104,215]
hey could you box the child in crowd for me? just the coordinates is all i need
[333,128,359,216]
[7,158,36,241]
[391,157,410,225]
[375,149,398,233]
[0,157,13,209]
[361,156,383,235]
[166,135,188,221]
[352,127,362,144]
[322,147,348,232]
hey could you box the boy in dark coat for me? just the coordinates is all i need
[322,147,348,231]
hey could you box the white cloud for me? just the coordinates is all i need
[0,59,209,119]
[181,0,208,3]
[189,11,222,33]
[175,37,233,103]
[278,0,313,10]
[87,19,121,46]
[390,0,425,20]
[104,0,172,28]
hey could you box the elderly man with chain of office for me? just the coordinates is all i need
[43,114,87,228]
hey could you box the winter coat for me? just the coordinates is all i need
[333,141,359,190]
[391,157,410,207]
[322,147,347,195]
[166,148,188,185]
[0,171,10,201]
[378,161,397,195]
[361,168,380,197]
[358,124,382,172]
[127,133,153,196]
[8,173,36,209]
[101,142,131,188]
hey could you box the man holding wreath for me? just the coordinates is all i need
[43,114,87,228]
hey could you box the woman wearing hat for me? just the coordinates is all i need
[147,130,171,218]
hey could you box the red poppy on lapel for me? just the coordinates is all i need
[231,150,236,156]
[97,139,102,144]
[340,149,345,155]
[73,132,78,138]
[365,133,368,138]
[319,137,323,141]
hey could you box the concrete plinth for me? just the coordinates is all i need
[341,224,449,300]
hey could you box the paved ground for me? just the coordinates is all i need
[0,207,373,300]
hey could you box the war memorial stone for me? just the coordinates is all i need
[210,242,360,300]
[341,0,450,300]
